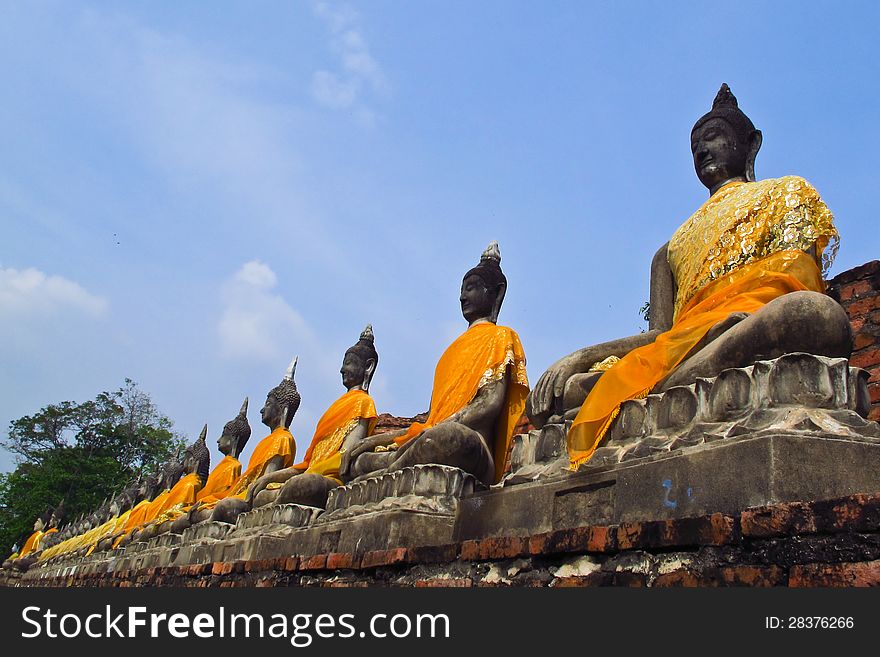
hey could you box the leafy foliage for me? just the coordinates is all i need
[0,380,183,556]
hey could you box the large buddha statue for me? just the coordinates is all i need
[528,84,851,468]
[186,359,299,525]
[167,399,252,534]
[247,325,380,508]
[347,242,529,486]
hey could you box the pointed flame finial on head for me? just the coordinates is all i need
[481,241,501,265]
[360,324,374,343]
[198,423,207,442]
[285,356,298,381]
[712,82,738,110]
[239,397,249,416]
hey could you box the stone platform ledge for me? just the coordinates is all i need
[321,464,485,523]
[457,432,880,541]
[10,489,880,588]
[180,520,235,545]
[506,353,877,483]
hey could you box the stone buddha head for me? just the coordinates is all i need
[261,357,301,431]
[218,397,252,459]
[159,452,185,491]
[183,424,211,482]
[691,83,763,194]
[461,241,507,325]
[49,498,65,528]
[138,473,160,502]
[341,324,379,392]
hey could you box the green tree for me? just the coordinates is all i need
[0,380,183,556]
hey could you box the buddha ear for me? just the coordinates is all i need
[745,129,762,182]
[490,282,507,323]
[362,357,377,391]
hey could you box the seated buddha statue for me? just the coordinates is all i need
[247,325,380,509]
[347,242,529,486]
[131,427,212,541]
[528,84,851,469]
[112,474,163,549]
[166,398,252,534]
[186,358,300,525]
[10,511,52,570]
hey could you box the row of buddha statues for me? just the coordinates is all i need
[4,83,854,572]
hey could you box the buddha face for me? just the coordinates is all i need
[460,274,495,323]
[217,431,235,457]
[340,351,366,390]
[691,117,749,191]
[261,392,281,429]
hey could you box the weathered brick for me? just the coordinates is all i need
[459,540,480,561]
[545,525,617,554]
[855,333,878,350]
[281,557,299,572]
[406,544,457,564]
[617,513,735,550]
[846,296,880,319]
[300,554,327,571]
[326,552,356,570]
[838,279,875,302]
[742,501,816,538]
[654,566,784,587]
[361,548,408,569]
[415,578,472,588]
[790,560,880,587]
[476,536,527,560]
[851,348,880,371]
[552,573,614,587]
[528,532,551,555]
[811,493,880,533]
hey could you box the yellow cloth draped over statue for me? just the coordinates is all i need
[18,527,56,557]
[293,389,378,485]
[142,472,204,526]
[196,455,242,502]
[18,531,44,558]
[568,176,838,468]
[394,322,529,483]
[198,427,295,506]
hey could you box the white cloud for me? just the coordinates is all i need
[310,1,388,113]
[218,260,312,362]
[0,266,107,318]
[311,70,358,109]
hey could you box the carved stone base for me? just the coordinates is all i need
[321,464,485,522]
[506,354,877,484]
[235,503,323,531]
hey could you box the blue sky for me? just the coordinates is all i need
[2,0,878,474]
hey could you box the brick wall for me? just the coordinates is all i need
[7,491,880,587]
[827,260,880,421]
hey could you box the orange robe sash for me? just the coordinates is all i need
[199,427,295,505]
[294,389,378,485]
[196,455,242,502]
[568,249,825,467]
[18,530,44,558]
[395,322,529,483]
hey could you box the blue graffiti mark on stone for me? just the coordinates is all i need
[661,478,677,509]
[687,487,693,498]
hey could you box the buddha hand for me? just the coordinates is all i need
[530,354,583,418]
